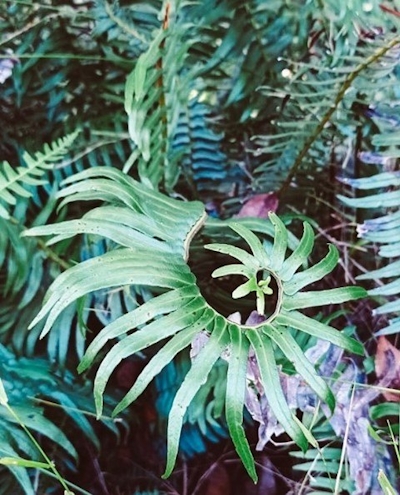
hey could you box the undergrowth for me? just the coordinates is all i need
[0,0,400,493]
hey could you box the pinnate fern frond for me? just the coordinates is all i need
[0,131,79,219]
[24,167,365,482]
[339,169,400,336]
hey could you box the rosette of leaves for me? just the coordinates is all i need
[24,167,366,482]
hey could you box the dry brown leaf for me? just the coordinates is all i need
[375,336,400,402]
[236,193,279,218]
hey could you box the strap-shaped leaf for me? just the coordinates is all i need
[339,171,400,189]
[275,310,363,355]
[230,223,270,267]
[78,287,199,373]
[113,308,215,416]
[369,279,400,296]
[280,222,315,281]
[338,190,400,208]
[356,259,400,280]
[373,299,400,315]
[282,286,367,311]
[226,325,257,482]
[29,249,192,337]
[212,264,254,279]
[163,316,230,479]
[246,330,308,451]
[27,218,174,252]
[283,244,339,295]
[57,168,206,256]
[57,178,141,212]
[204,244,260,270]
[263,324,335,411]
[94,303,207,416]
[268,213,288,271]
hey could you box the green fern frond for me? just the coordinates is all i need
[253,8,400,195]
[24,167,366,482]
[339,168,400,335]
[124,6,193,191]
[0,132,79,220]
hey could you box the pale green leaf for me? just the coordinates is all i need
[113,308,215,416]
[94,302,207,416]
[269,213,288,271]
[275,310,364,355]
[226,325,257,482]
[283,244,339,295]
[230,223,270,267]
[280,222,314,281]
[263,324,335,411]
[163,316,230,479]
[246,330,308,450]
[205,244,260,270]
[212,264,254,279]
[282,287,367,311]
[79,287,198,373]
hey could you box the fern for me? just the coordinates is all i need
[253,4,400,196]
[0,132,79,220]
[0,343,119,494]
[24,167,366,481]
[124,5,193,191]
[155,352,228,458]
[338,106,400,335]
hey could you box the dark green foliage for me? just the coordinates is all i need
[1,0,400,493]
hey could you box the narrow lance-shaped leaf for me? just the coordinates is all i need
[163,316,230,479]
[356,259,400,280]
[268,213,288,271]
[94,302,206,417]
[283,244,339,295]
[338,190,400,208]
[226,325,257,482]
[275,310,364,355]
[246,330,308,451]
[29,250,192,336]
[212,264,254,279]
[282,286,367,311]
[230,223,270,267]
[280,222,315,281]
[78,287,198,373]
[263,324,335,412]
[27,218,173,253]
[113,308,215,416]
[205,243,260,270]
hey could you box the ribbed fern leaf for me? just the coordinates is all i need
[124,6,193,191]
[0,132,79,219]
[24,167,366,482]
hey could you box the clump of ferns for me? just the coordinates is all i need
[24,167,366,482]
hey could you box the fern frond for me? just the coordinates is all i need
[24,167,366,481]
[339,99,400,336]
[0,132,79,219]
[124,6,194,191]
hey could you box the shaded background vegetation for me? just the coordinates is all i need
[0,0,400,493]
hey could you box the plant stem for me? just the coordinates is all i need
[278,35,400,199]
[9,216,71,271]
[5,403,74,494]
